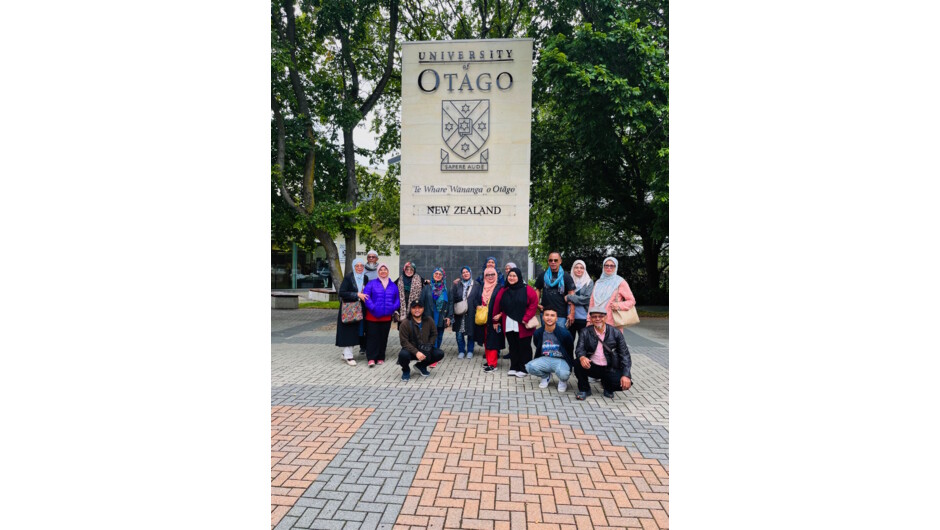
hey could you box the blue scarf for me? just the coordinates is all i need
[543,266,565,288]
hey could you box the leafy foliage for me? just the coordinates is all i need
[530,1,668,303]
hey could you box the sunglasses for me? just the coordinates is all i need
[548,258,560,262]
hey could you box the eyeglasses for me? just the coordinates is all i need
[548,258,560,263]
[604,264,616,268]
[485,274,496,278]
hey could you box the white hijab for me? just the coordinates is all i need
[571,259,591,290]
[592,256,624,308]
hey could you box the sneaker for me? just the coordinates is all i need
[401,371,411,381]
[576,391,592,400]
[377,360,384,365]
[603,390,615,398]
[418,366,431,377]
[458,352,466,359]
[588,377,599,383]
[466,352,473,359]
[557,380,568,392]
[429,362,438,368]
[514,371,527,378]
[368,360,375,368]
[539,376,550,389]
[483,365,497,373]
[346,359,357,366]
[507,370,518,376]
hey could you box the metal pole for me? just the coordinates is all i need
[291,242,298,289]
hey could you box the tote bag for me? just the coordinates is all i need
[340,300,363,324]
[611,292,640,327]
[474,303,489,325]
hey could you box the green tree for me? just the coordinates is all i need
[271,0,401,286]
[531,1,668,302]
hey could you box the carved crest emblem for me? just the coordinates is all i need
[442,99,489,160]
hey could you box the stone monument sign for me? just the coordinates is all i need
[400,38,533,279]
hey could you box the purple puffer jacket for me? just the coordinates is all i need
[362,279,401,319]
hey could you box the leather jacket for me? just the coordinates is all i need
[575,325,632,379]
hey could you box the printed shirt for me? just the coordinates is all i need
[541,329,564,359]
[589,327,608,366]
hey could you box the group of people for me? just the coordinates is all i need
[334,251,637,400]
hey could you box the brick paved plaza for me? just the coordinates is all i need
[272,308,669,529]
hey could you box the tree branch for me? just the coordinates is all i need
[359,0,400,117]
[271,93,306,217]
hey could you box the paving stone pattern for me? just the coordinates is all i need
[272,309,669,529]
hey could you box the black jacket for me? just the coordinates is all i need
[467,282,504,351]
[335,272,368,347]
[532,325,575,367]
[575,325,632,379]
[398,315,438,355]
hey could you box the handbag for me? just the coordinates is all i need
[611,293,640,327]
[454,299,468,315]
[474,303,489,325]
[525,315,540,329]
[340,300,363,324]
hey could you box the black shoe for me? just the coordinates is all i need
[483,365,497,373]
[418,366,431,377]
[603,390,615,398]
[576,391,592,400]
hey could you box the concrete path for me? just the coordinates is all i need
[272,309,669,529]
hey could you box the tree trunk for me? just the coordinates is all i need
[342,126,358,273]
[314,228,344,293]
[640,233,664,304]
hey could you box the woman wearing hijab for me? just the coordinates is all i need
[492,266,539,377]
[335,257,369,366]
[566,259,594,344]
[589,257,637,331]
[468,266,506,372]
[361,263,401,367]
[394,261,425,325]
[450,266,475,359]
[475,256,505,287]
[429,267,452,349]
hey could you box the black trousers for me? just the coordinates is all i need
[573,362,625,393]
[365,320,392,361]
[398,347,445,373]
[506,331,532,373]
[569,319,587,345]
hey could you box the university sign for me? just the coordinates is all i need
[400,38,532,277]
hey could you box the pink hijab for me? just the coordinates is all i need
[481,266,498,305]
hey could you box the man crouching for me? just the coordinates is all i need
[398,299,445,381]
[574,306,633,399]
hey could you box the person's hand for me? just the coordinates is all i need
[579,357,591,370]
[566,315,574,327]
[416,352,426,362]
[358,293,368,301]
[445,318,451,327]
[621,376,632,390]
[538,304,543,311]
[493,322,500,330]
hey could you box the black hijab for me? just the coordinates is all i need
[500,267,528,323]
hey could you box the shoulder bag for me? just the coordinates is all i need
[340,300,363,324]
[454,299,468,315]
[474,302,489,325]
[610,292,640,327]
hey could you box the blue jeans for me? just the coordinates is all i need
[435,327,445,349]
[455,331,474,355]
[524,356,571,381]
